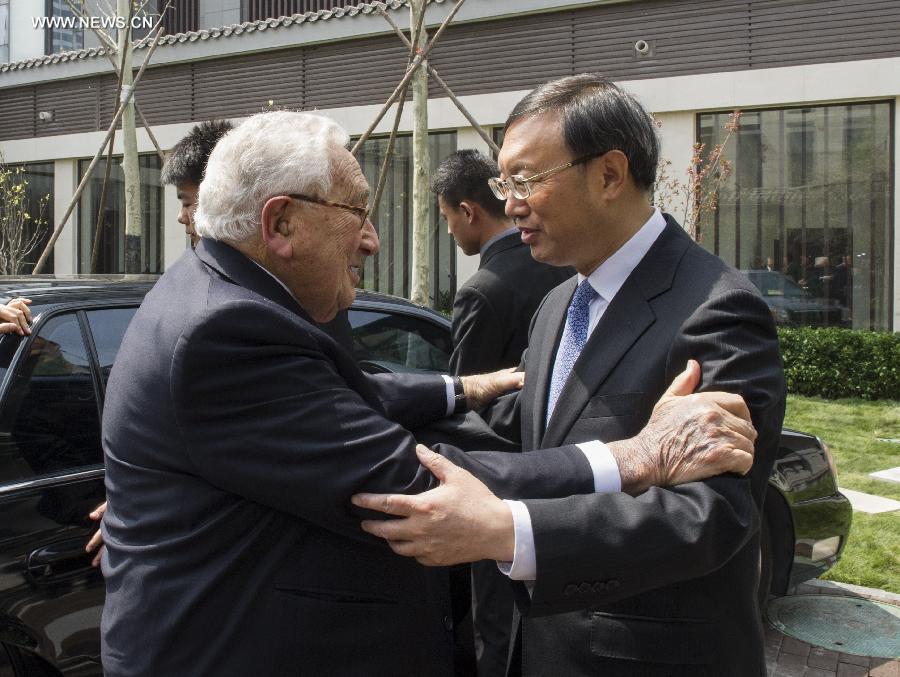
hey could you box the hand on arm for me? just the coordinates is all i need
[353,360,756,568]
[85,501,107,567]
[460,368,524,411]
[354,445,515,566]
[610,360,756,495]
[0,298,32,336]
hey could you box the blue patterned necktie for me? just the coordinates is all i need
[547,279,599,421]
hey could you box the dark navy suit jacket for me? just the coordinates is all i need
[100,238,594,677]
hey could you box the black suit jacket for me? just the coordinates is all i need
[486,216,785,677]
[449,232,572,676]
[100,238,595,677]
[450,233,573,376]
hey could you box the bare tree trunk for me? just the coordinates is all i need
[118,0,142,273]
[409,0,430,306]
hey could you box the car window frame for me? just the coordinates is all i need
[0,300,141,492]
[349,298,452,373]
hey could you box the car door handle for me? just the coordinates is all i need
[26,538,95,580]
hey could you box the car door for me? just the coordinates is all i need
[0,305,137,677]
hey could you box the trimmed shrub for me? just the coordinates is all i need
[777,327,900,401]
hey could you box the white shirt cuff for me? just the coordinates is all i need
[577,440,621,493]
[496,499,536,581]
[496,442,619,584]
[440,374,456,417]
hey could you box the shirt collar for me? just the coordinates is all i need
[480,226,520,257]
[578,207,667,301]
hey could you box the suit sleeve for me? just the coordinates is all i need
[171,300,593,545]
[519,288,785,615]
[450,285,506,377]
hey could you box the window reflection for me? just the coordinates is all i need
[698,102,892,330]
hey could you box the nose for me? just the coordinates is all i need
[177,207,190,226]
[505,194,530,221]
[360,218,380,256]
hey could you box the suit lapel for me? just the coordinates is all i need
[539,217,691,448]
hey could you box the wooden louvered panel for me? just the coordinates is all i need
[244,0,367,22]
[34,78,100,137]
[0,87,37,141]
[193,49,303,119]
[573,0,750,81]
[305,35,407,109]
[426,11,575,98]
[161,0,199,35]
[749,0,900,67]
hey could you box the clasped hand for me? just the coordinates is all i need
[353,360,757,567]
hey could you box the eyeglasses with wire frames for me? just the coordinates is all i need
[285,193,371,228]
[488,151,606,201]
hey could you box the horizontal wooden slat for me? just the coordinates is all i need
[0,0,897,142]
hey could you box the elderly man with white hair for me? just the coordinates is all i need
[99,111,757,677]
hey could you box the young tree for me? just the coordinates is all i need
[655,111,741,243]
[0,156,49,275]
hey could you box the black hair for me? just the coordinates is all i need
[430,149,506,220]
[505,73,659,190]
[160,120,234,186]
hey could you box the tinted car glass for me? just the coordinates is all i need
[0,313,100,485]
[86,307,137,386]
[349,309,451,373]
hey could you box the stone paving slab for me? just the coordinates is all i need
[870,467,900,485]
[766,581,900,677]
[838,487,900,514]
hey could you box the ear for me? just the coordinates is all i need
[593,150,630,199]
[458,200,477,225]
[260,196,295,260]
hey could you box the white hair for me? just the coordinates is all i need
[194,110,350,242]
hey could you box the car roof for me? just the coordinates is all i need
[0,274,443,316]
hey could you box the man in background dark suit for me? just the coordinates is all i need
[434,149,572,675]
[434,150,573,378]
[357,74,785,677]
[100,110,757,676]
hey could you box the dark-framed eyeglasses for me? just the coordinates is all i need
[488,152,606,200]
[286,193,371,228]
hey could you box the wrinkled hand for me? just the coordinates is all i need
[0,298,32,336]
[611,360,757,495]
[85,501,106,568]
[353,445,514,566]
[461,368,524,411]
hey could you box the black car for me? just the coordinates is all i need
[0,277,851,677]
[743,270,850,327]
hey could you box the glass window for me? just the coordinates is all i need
[85,308,137,387]
[0,161,54,274]
[0,314,100,485]
[349,309,451,374]
[698,102,893,330]
[77,154,163,274]
[0,0,9,65]
[355,132,457,313]
[45,0,84,55]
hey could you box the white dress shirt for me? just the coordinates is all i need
[499,208,668,581]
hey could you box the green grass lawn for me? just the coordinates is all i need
[784,395,900,593]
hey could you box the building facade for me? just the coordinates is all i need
[0,0,897,328]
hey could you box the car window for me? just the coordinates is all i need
[349,309,451,373]
[86,307,137,386]
[0,313,101,485]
